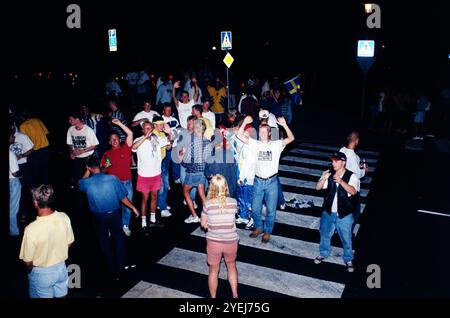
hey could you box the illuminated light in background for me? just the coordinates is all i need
[364,3,373,14]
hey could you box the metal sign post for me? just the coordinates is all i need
[222,31,234,110]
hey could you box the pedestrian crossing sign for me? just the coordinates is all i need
[109,29,117,52]
[221,31,232,50]
[357,40,375,57]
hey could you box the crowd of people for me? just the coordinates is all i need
[9,70,377,299]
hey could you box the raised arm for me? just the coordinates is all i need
[132,130,151,150]
[112,119,133,147]
[316,170,331,190]
[277,117,295,146]
[236,116,253,144]
[192,77,199,103]
[131,118,147,127]
[333,174,357,196]
[172,81,180,107]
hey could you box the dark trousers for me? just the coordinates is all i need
[29,147,49,186]
[352,193,361,233]
[92,210,126,275]
[71,157,88,185]
[18,162,35,221]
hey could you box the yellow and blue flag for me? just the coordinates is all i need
[284,75,302,106]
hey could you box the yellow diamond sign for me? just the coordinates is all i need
[223,52,234,68]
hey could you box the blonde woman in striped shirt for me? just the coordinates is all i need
[201,174,239,298]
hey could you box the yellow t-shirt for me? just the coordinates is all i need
[19,211,74,268]
[19,118,49,151]
[152,129,168,159]
[207,86,227,113]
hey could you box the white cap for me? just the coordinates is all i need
[259,110,269,119]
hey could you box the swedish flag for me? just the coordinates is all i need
[284,75,302,106]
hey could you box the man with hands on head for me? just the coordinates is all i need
[236,115,295,243]
[173,77,199,129]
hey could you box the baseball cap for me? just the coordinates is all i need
[329,152,347,162]
[259,110,269,119]
[152,116,165,124]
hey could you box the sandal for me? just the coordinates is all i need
[314,256,325,264]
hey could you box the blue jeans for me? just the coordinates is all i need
[277,176,285,206]
[28,262,68,298]
[92,210,125,275]
[157,157,170,210]
[180,165,196,200]
[121,180,133,227]
[252,176,278,234]
[172,162,181,181]
[9,178,21,236]
[237,184,253,219]
[319,211,354,263]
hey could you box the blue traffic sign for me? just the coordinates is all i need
[221,31,232,50]
[357,40,375,57]
[108,29,117,52]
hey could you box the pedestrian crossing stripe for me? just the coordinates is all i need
[122,142,379,298]
[158,248,345,298]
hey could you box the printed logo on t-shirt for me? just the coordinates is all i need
[72,136,87,149]
[258,150,272,161]
[10,142,23,156]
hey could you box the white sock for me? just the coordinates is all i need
[141,216,147,227]
[150,212,156,223]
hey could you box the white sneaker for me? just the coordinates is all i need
[166,205,171,210]
[280,203,286,210]
[183,200,187,205]
[184,215,200,224]
[412,136,421,140]
[161,210,172,217]
[123,226,131,237]
[236,217,250,225]
[245,218,254,230]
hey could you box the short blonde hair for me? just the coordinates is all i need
[207,174,230,211]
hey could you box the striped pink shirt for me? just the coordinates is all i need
[203,198,239,243]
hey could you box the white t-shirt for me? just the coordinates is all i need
[133,110,160,124]
[238,142,256,185]
[248,139,285,179]
[339,147,365,179]
[202,111,216,129]
[10,132,34,164]
[66,125,99,158]
[132,135,167,177]
[177,100,195,129]
[322,171,360,214]
[9,150,20,179]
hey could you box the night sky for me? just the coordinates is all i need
[6,1,450,108]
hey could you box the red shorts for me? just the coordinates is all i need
[136,174,161,193]
[206,240,238,265]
